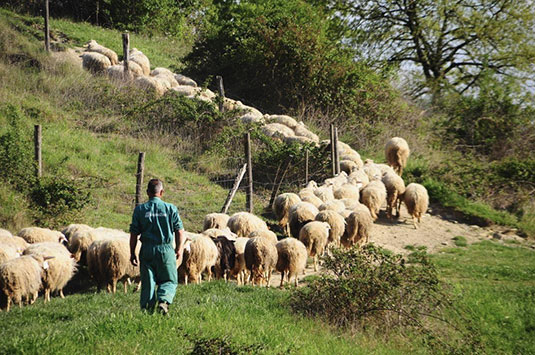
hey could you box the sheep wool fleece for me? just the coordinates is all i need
[130,197,183,310]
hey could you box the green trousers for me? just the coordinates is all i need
[139,243,177,310]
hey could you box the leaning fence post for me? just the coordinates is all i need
[135,152,145,206]
[330,124,336,177]
[216,75,225,112]
[221,164,247,214]
[244,132,253,213]
[44,0,50,52]
[334,126,340,175]
[34,125,42,178]
[122,32,130,80]
[269,158,291,208]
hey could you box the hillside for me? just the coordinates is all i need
[1,7,535,355]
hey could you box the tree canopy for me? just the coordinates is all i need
[335,0,535,95]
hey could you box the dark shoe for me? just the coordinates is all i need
[157,302,169,315]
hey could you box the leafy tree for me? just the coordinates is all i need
[334,0,535,95]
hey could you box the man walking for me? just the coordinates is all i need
[130,178,185,314]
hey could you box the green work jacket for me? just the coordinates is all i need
[129,197,184,245]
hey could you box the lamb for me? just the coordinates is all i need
[265,115,298,129]
[300,194,323,208]
[129,48,151,75]
[323,171,349,188]
[239,106,265,125]
[61,224,92,241]
[174,74,197,87]
[86,40,118,65]
[17,227,67,245]
[248,230,278,245]
[134,76,166,96]
[288,202,319,239]
[385,137,410,176]
[0,244,20,264]
[203,213,230,231]
[179,235,218,285]
[212,236,236,281]
[0,254,49,311]
[360,180,387,221]
[275,238,307,288]
[333,183,360,201]
[377,163,395,176]
[67,226,112,264]
[244,236,278,286]
[229,237,249,285]
[294,122,320,143]
[315,210,345,247]
[341,210,373,248]
[339,151,363,169]
[382,171,406,219]
[272,193,301,236]
[227,212,268,238]
[96,237,139,293]
[81,52,111,74]
[298,221,330,271]
[23,242,76,302]
[401,183,429,229]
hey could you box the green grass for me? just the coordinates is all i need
[433,241,535,354]
[452,236,467,247]
[0,282,409,354]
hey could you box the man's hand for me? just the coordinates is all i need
[175,249,183,267]
[130,253,139,267]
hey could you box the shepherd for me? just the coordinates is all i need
[129,178,185,314]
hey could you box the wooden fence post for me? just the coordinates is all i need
[221,164,247,214]
[34,125,42,178]
[304,149,309,185]
[334,126,340,175]
[330,124,336,177]
[244,132,253,212]
[268,158,291,208]
[44,0,50,52]
[135,152,145,206]
[216,75,225,112]
[122,33,130,80]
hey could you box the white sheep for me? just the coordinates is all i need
[299,221,330,271]
[23,242,77,302]
[288,202,319,239]
[203,213,230,231]
[262,123,295,139]
[382,171,406,219]
[363,159,382,181]
[360,180,387,221]
[314,185,335,202]
[275,238,307,288]
[401,183,429,229]
[107,62,144,80]
[0,229,13,238]
[174,74,197,87]
[284,135,317,145]
[0,244,21,264]
[318,200,346,214]
[98,237,139,293]
[0,254,49,311]
[265,115,298,129]
[179,235,218,285]
[341,210,373,248]
[17,227,67,244]
[323,171,349,188]
[151,67,179,88]
[0,234,28,250]
[294,122,320,143]
[333,183,360,201]
[248,230,278,245]
[244,236,278,287]
[201,227,237,241]
[86,40,119,65]
[272,193,301,236]
[385,137,410,176]
[61,224,92,241]
[81,52,111,74]
[171,85,199,97]
[315,210,345,247]
[129,48,150,75]
[340,160,358,174]
[134,76,166,96]
[348,169,370,188]
[300,194,323,208]
[227,212,268,238]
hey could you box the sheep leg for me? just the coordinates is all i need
[266,269,272,288]
[124,281,128,294]
[314,255,318,272]
[134,281,141,292]
[184,274,188,286]
[6,297,11,312]
[30,292,38,305]
[413,216,418,229]
[112,280,117,294]
[294,274,299,287]
[44,289,50,303]
[280,271,285,289]
[59,289,65,299]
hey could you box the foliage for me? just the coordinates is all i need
[335,0,535,95]
[452,236,468,247]
[293,245,447,329]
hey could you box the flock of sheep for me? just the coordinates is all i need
[0,41,431,312]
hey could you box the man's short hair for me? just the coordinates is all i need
[147,179,163,195]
